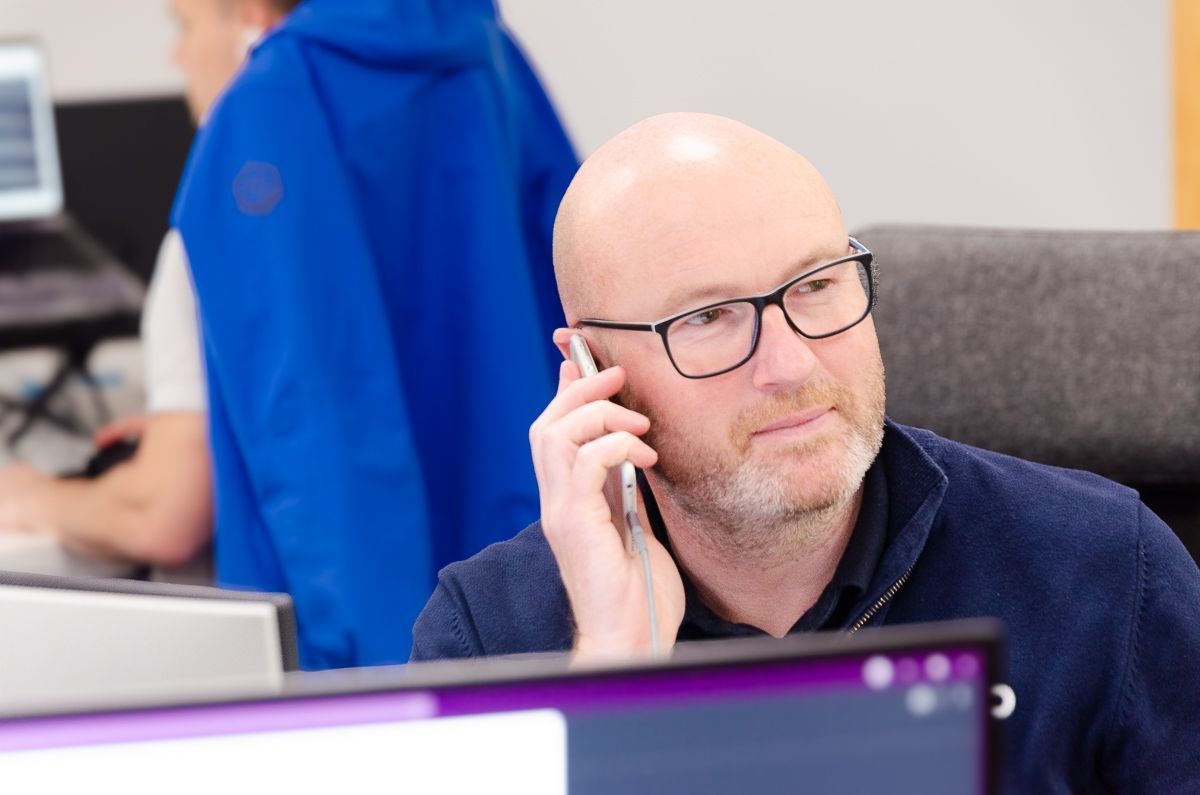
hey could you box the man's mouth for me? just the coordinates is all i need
[752,406,835,437]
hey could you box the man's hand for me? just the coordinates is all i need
[529,360,686,661]
[93,415,148,449]
[0,463,54,535]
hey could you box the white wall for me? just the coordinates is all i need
[2,0,184,100]
[2,0,1171,230]
[499,0,1171,231]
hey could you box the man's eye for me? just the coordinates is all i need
[794,278,832,294]
[684,308,727,326]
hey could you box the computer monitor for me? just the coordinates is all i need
[0,620,1003,794]
[0,41,64,222]
[0,571,298,715]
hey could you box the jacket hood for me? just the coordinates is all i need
[268,0,502,69]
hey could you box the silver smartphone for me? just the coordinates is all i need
[569,335,639,523]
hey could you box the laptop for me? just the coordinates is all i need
[0,619,1004,794]
[0,570,298,716]
[0,40,144,444]
[0,40,142,327]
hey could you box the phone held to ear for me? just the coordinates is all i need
[568,335,640,522]
[569,334,660,658]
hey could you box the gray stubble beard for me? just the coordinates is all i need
[631,358,887,562]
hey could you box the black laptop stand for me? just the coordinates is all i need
[0,219,143,449]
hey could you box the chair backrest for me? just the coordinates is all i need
[856,225,1200,559]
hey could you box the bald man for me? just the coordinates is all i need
[412,114,1200,791]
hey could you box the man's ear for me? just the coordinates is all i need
[239,0,280,29]
[551,328,575,361]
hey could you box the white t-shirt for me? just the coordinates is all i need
[141,229,206,413]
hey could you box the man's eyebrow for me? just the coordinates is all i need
[658,246,848,317]
[659,281,746,316]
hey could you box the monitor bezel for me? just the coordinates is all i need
[0,618,1004,792]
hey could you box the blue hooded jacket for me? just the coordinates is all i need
[172,0,577,669]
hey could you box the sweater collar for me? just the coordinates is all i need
[639,418,948,637]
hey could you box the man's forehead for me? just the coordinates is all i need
[556,113,845,321]
[651,237,851,318]
[582,173,847,319]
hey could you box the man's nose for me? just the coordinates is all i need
[749,305,819,391]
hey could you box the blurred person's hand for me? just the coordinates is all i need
[93,415,148,449]
[0,463,54,534]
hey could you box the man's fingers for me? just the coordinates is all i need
[532,398,650,501]
[571,432,658,498]
[557,358,579,390]
[538,365,627,427]
[545,400,650,449]
[540,429,657,551]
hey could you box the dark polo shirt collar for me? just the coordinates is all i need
[641,455,889,640]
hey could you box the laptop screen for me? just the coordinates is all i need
[0,42,63,222]
[0,621,1002,794]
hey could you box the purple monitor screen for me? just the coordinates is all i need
[0,630,998,795]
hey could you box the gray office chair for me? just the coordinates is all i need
[856,225,1200,562]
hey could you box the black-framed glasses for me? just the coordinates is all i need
[576,237,876,379]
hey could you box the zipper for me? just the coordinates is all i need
[847,564,915,635]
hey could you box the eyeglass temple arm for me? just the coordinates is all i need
[575,319,658,332]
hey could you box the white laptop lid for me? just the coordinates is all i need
[0,41,64,222]
[0,573,298,716]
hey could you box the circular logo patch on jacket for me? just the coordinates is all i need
[232,161,284,216]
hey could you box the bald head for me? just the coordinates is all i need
[553,113,845,324]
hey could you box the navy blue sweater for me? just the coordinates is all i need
[412,421,1200,793]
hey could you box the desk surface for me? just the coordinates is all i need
[0,530,137,579]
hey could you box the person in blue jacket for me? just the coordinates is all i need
[411,113,1200,792]
[172,0,577,669]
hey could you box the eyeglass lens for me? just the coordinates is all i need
[665,258,871,376]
